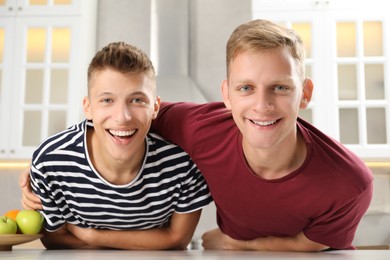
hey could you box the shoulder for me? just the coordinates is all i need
[146,132,191,159]
[298,118,373,190]
[32,120,87,164]
[144,133,203,182]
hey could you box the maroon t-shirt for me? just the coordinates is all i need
[151,102,373,249]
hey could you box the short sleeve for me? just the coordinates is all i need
[30,164,66,232]
[303,183,373,249]
[175,160,213,213]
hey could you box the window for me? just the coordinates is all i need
[252,0,390,159]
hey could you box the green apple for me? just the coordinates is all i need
[0,216,17,234]
[15,210,44,235]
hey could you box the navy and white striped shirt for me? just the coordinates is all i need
[30,120,212,232]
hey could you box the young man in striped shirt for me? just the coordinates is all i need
[27,42,212,250]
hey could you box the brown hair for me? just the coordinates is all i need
[226,19,306,79]
[87,42,155,90]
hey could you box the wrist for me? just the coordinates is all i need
[226,235,251,250]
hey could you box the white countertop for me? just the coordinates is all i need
[0,248,389,260]
[0,239,389,259]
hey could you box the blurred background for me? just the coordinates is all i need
[0,0,389,247]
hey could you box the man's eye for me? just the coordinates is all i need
[275,85,287,91]
[239,85,252,92]
[131,98,146,104]
[102,98,112,103]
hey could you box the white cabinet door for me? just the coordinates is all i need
[1,0,81,15]
[14,0,81,15]
[0,0,96,159]
[0,17,15,156]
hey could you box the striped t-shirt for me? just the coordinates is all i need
[30,120,212,232]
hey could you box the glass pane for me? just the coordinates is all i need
[54,0,72,4]
[27,28,46,63]
[50,69,68,104]
[365,64,384,100]
[366,108,386,144]
[363,21,383,57]
[48,110,66,136]
[29,0,47,5]
[299,109,312,124]
[291,23,312,58]
[0,28,4,62]
[25,69,44,104]
[52,28,71,62]
[0,71,2,99]
[0,28,2,99]
[339,108,359,144]
[338,64,357,100]
[23,111,41,146]
[337,22,356,57]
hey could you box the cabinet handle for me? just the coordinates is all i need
[8,6,13,11]
[18,6,22,11]
[314,0,330,6]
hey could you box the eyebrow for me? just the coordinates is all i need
[129,91,149,96]
[271,77,296,85]
[231,76,295,84]
[95,90,148,97]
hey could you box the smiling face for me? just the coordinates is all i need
[83,68,160,165]
[222,47,313,154]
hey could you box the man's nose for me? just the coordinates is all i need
[253,91,274,112]
[114,103,132,122]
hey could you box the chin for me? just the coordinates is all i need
[112,153,132,162]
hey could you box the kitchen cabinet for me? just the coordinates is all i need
[252,0,390,159]
[0,0,96,159]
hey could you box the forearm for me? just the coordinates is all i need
[41,227,100,250]
[69,211,201,250]
[202,229,329,252]
[230,232,329,252]
[85,227,190,250]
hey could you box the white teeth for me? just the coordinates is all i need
[252,120,277,126]
[109,129,136,137]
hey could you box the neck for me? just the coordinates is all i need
[87,130,145,185]
[242,131,306,180]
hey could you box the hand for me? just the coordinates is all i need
[19,166,43,210]
[202,228,241,250]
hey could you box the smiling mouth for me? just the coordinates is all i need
[108,129,137,138]
[250,119,278,126]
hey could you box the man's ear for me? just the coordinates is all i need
[83,96,92,120]
[300,78,314,109]
[221,79,232,110]
[152,96,161,119]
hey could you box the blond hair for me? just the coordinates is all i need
[226,19,306,79]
